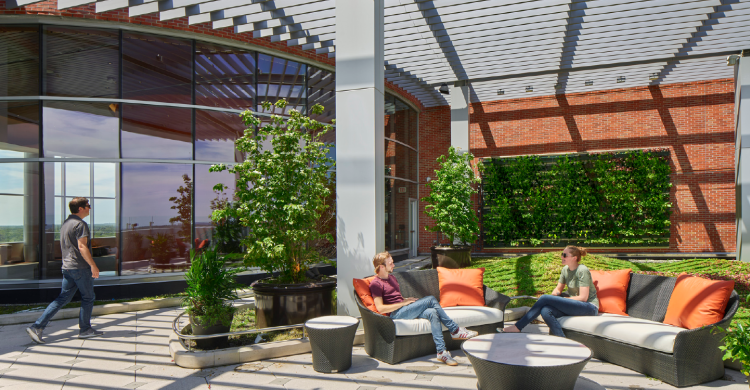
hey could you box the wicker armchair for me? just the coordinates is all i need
[562,273,740,388]
[354,269,511,364]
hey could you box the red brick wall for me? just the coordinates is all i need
[0,0,424,110]
[419,79,736,255]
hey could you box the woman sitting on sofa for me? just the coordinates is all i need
[502,245,599,337]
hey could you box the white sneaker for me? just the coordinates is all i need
[26,327,44,344]
[436,350,458,366]
[451,327,478,340]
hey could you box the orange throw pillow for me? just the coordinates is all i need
[437,267,485,307]
[663,273,735,329]
[353,276,382,315]
[590,269,631,316]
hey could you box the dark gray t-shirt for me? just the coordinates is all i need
[61,215,92,270]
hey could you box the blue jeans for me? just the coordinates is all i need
[390,296,459,353]
[32,268,95,333]
[514,295,597,337]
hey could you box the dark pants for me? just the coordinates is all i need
[514,294,597,337]
[32,268,95,333]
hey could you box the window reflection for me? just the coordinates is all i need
[384,94,418,149]
[385,180,417,252]
[122,104,192,160]
[123,32,191,104]
[43,26,119,98]
[0,101,39,159]
[257,54,306,115]
[308,68,335,124]
[0,26,39,97]
[385,141,417,182]
[195,165,242,254]
[121,164,191,275]
[195,110,246,162]
[195,42,255,110]
[43,101,119,158]
[0,162,40,280]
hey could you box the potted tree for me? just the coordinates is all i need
[210,99,335,328]
[421,146,480,269]
[182,248,243,349]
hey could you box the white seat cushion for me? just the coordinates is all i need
[393,306,504,336]
[558,313,686,354]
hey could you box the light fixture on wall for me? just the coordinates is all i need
[554,83,563,89]
[585,80,593,86]
[439,83,449,94]
[649,73,659,81]
[497,89,504,95]
[727,54,740,66]
[525,85,533,92]
[617,76,626,83]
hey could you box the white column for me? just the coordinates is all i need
[736,53,750,262]
[335,0,385,315]
[450,81,470,153]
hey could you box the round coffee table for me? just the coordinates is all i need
[461,333,591,390]
[304,316,360,373]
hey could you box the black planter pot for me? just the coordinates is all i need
[189,312,234,350]
[253,278,336,329]
[430,245,471,269]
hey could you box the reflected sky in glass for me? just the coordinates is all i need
[43,102,119,158]
[121,163,191,227]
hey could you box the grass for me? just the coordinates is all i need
[0,292,188,316]
[182,308,303,350]
[469,252,750,327]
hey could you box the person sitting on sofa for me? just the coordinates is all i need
[369,251,478,366]
[502,245,599,337]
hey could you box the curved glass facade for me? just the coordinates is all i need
[0,24,418,281]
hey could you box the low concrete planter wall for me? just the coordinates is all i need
[0,289,254,326]
[169,306,528,369]
[169,328,366,369]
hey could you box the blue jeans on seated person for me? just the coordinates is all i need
[514,294,598,337]
[390,295,459,353]
[31,268,95,333]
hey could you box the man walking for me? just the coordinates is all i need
[369,251,478,366]
[26,197,103,343]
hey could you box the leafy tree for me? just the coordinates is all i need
[422,146,480,246]
[210,99,334,284]
[169,174,193,244]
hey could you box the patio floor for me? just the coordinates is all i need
[0,306,746,390]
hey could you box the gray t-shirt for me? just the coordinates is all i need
[558,264,599,309]
[61,215,92,270]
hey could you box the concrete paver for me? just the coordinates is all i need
[0,305,742,390]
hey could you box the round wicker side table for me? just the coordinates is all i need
[461,333,591,390]
[304,315,360,373]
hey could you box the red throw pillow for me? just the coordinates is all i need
[663,273,735,329]
[437,267,485,307]
[590,269,631,316]
[352,276,382,315]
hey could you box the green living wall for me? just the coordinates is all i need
[481,149,672,248]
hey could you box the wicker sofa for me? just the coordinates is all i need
[557,273,740,388]
[354,269,511,364]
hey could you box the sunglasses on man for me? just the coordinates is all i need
[561,252,572,258]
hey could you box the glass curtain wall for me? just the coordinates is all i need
[0,23,338,281]
[384,94,419,254]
